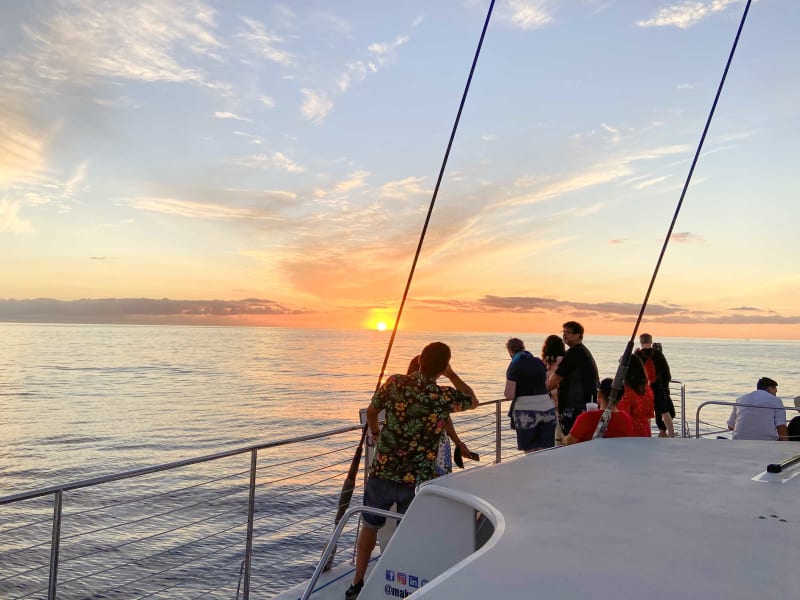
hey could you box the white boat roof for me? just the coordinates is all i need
[390,439,799,600]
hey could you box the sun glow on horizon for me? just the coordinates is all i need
[376,321,387,331]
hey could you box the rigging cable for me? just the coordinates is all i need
[325,0,497,569]
[593,0,754,439]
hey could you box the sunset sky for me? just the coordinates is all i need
[2,0,799,339]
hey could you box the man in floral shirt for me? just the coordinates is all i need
[346,342,479,599]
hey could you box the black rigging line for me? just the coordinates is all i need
[377,0,497,388]
[324,0,496,568]
[593,0,753,439]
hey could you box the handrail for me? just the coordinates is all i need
[300,506,403,600]
[0,424,362,506]
[669,379,688,438]
[695,400,800,438]
[0,395,543,599]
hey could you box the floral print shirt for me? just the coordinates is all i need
[370,371,473,485]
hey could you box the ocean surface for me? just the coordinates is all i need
[2,322,800,495]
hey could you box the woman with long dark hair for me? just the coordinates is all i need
[542,334,566,444]
[617,353,655,437]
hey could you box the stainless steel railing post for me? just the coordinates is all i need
[48,490,63,600]
[243,448,257,600]
[680,382,688,438]
[495,400,502,464]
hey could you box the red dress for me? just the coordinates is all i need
[617,384,654,437]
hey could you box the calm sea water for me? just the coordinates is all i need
[2,323,799,495]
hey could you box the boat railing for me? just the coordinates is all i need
[2,388,706,600]
[695,400,800,438]
[300,505,403,600]
[668,379,688,438]
[0,399,519,600]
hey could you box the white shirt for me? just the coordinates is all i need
[727,389,787,440]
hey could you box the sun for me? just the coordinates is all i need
[376,321,387,331]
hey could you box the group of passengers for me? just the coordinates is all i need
[344,327,797,599]
[505,322,678,452]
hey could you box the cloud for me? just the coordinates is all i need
[305,31,411,123]
[0,109,49,185]
[214,111,252,122]
[2,160,90,220]
[12,0,222,87]
[636,0,740,29]
[378,177,428,201]
[630,175,672,190]
[500,0,554,30]
[234,152,306,173]
[0,297,308,324]
[498,144,691,209]
[313,171,371,201]
[671,231,704,243]
[126,188,297,221]
[235,16,294,66]
[0,199,33,233]
[407,294,800,325]
[300,88,334,123]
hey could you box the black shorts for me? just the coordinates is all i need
[361,476,415,529]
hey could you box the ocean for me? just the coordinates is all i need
[2,323,799,598]
[2,322,800,495]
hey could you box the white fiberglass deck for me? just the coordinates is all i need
[363,439,798,600]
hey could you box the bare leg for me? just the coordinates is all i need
[353,525,378,585]
[661,412,675,438]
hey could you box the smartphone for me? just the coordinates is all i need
[466,451,480,461]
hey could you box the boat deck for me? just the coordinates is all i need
[357,439,799,600]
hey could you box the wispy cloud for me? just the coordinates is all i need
[313,170,371,201]
[300,89,334,123]
[671,231,704,243]
[0,199,33,233]
[304,31,411,124]
[234,152,306,173]
[378,177,428,201]
[2,160,90,222]
[126,188,297,221]
[630,175,672,190]
[500,0,554,30]
[637,0,741,29]
[214,111,251,122]
[498,144,690,209]
[12,0,222,87]
[0,109,49,185]
[235,16,294,67]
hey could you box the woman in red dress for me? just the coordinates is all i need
[617,354,655,437]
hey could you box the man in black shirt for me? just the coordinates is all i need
[635,333,675,437]
[547,321,600,437]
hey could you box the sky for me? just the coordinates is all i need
[1,0,799,339]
